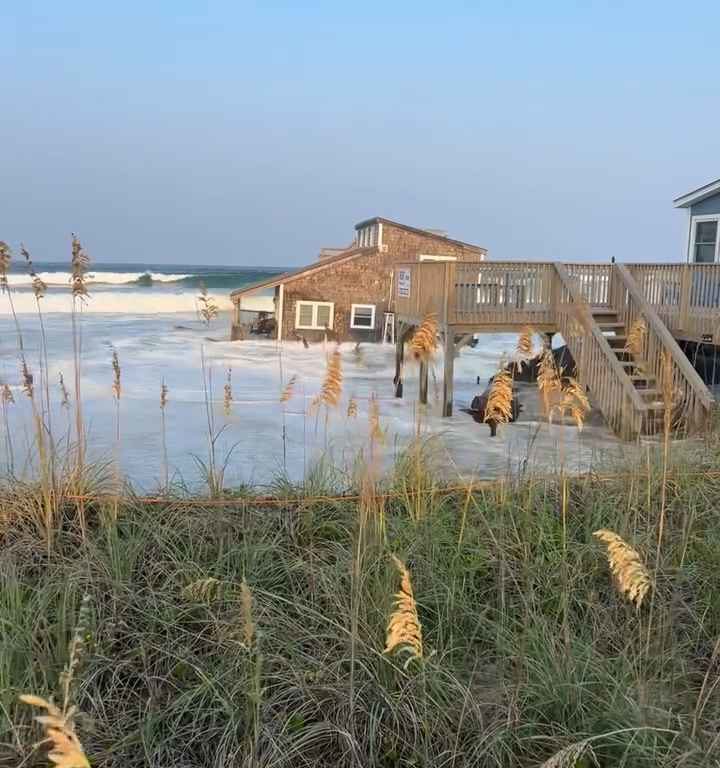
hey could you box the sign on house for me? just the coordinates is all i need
[397,269,411,298]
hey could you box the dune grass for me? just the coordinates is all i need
[2,438,720,767]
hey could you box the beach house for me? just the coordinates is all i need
[674,177,720,263]
[230,217,486,342]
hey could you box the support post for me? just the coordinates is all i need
[394,327,405,398]
[679,264,690,332]
[419,360,428,404]
[442,330,455,417]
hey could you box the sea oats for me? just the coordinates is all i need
[198,282,219,326]
[409,314,438,362]
[347,396,358,418]
[240,577,256,649]
[59,374,71,409]
[385,555,423,663]
[21,360,34,399]
[111,350,121,400]
[0,241,11,292]
[537,348,562,414]
[594,529,652,608]
[19,695,90,768]
[369,393,384,442]
[1,383,14,405]
[21,245,47,300]
[70,235,90,300]
[313,348,343,409]
[280,374,297,404]
[551,376,590,430]
[224,368,233,416]
[515,326,535,368]
[540,739,594,768]
[160,380,168,410]
[183,577,223,602]
[625,318,647,360]
[484,368,514,426]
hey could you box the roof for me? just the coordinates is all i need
[354,216,486,252]
[230,217,487,300]
[674,178,720,208]
[230,246,378,299]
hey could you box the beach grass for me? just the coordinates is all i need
[2,438,720,767]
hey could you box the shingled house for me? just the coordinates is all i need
[230,217,486,343]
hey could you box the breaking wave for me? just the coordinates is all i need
[5,271,193,287]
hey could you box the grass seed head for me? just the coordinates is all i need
[21,360,34,399]
[347,396,358,418]
[223,368,233,416]
[551,376,589,430]
[183,577,223,602]
[197,282,219,326]
[70,234,90,300]
[59,374,71,409]
[369,393,384,443]
[537,348,562,413]
[280,374,297,404]
[594,528,652,608]
[18,695,90,768]
[1,382,14,405]
[625,318,647,360]
[515,326,535,368]
[21,245,47,300]
[409,314,438,362]
[240,577,256,649]
[385,555,423,663]
[111,350,121,400]
[0,241,11,292]
[540,739,594,768]
[484,367,513,426]
[160,380,168,410]
[313,348,343,409]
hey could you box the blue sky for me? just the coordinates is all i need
[1,1,718,266]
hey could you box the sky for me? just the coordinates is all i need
[1,1,718,267]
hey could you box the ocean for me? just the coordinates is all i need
[0,260,609,489]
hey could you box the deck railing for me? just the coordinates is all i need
[628,263,720,340]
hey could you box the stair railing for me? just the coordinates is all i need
[612,264,714,434]
[554,263,648,439]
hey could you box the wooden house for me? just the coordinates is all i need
[230,217,486,342]
[674,177,720,263]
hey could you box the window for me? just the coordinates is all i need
[357,224,378,248]
[350,303,376,329]
[692,217,719,263]
[295,301,334,330]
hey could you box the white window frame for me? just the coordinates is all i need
[419,254,457,262]
[688,215,720,263]
[295,300,334,330]
[350,303,376,330]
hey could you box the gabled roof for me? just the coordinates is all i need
[354,216,486,253]
[674,178,720,208]
[230,246,378,299]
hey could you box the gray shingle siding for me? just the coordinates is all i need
[690,193,720,216]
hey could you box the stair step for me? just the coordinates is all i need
[631,374,656,382]
[620,360,648,367]
[598,322,626,330]
[606,336,627,346]
[637,389,661,398]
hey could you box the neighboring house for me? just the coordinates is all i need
[674,178,720,263]
[230,217,486,343]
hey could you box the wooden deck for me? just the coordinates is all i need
[393,261,719,439]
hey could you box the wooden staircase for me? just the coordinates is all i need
[555,264,715,439]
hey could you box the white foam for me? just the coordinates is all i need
[2,290,233,315]
[6,271,192,286]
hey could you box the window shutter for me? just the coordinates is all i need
[297,303,313,327]
[316,304,332,328]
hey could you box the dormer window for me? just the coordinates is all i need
[357,222,380,248]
